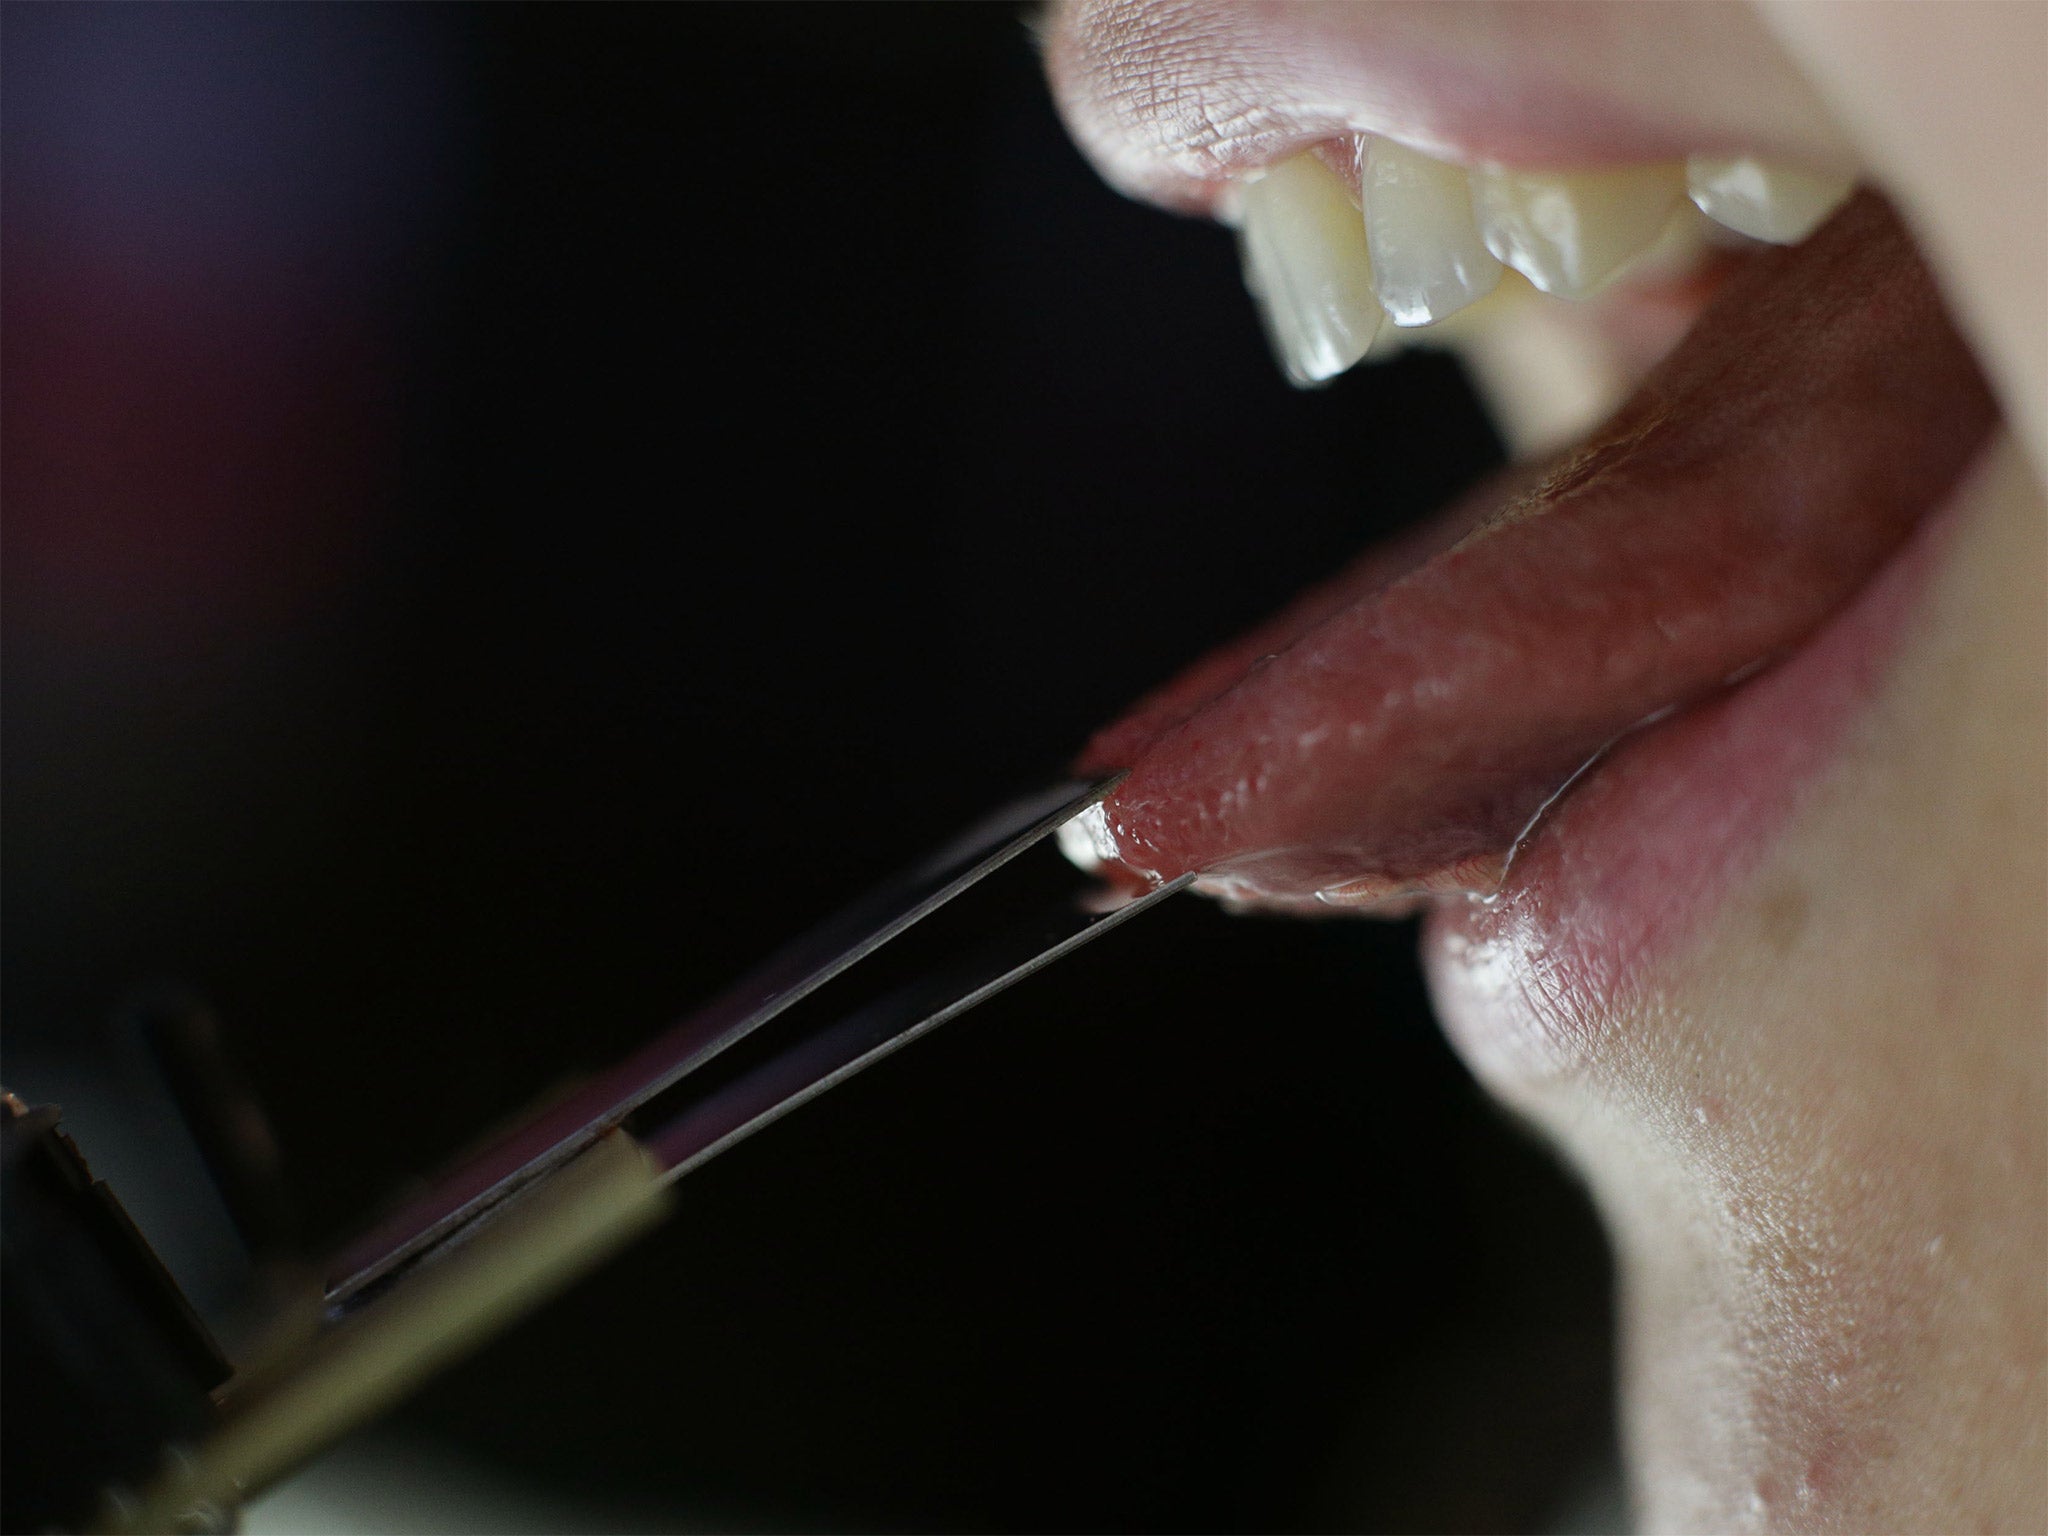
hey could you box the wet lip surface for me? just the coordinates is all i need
[1422,467,1977,1082]
[1079,194,1997,930]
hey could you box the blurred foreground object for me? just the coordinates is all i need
[0,782,1181,1530]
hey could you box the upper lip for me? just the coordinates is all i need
[1043,0,1858,217]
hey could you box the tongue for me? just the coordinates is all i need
[1079,194,1996,903]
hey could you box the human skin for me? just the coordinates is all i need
[1041,3,2047,1531]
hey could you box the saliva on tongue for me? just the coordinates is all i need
[1073,193,1998,910]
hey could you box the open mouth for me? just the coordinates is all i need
[1061,144,2000,978]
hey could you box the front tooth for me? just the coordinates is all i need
[1238,152,1385,386]
[1685,155,1854,245]
[1468,164,1686,299]
[1359,137,1504,326]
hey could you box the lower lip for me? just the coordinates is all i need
[1420,437,1990,1085]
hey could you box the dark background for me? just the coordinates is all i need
[3,5,1613,1530]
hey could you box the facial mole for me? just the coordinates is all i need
[1756,878,1811,956]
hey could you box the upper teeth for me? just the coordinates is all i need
[1360,137,1504,326]
[1683,153,1857,245]
[1469,161,1688,301]
[1239,136,1854,387]
[1239,152,1387,387]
